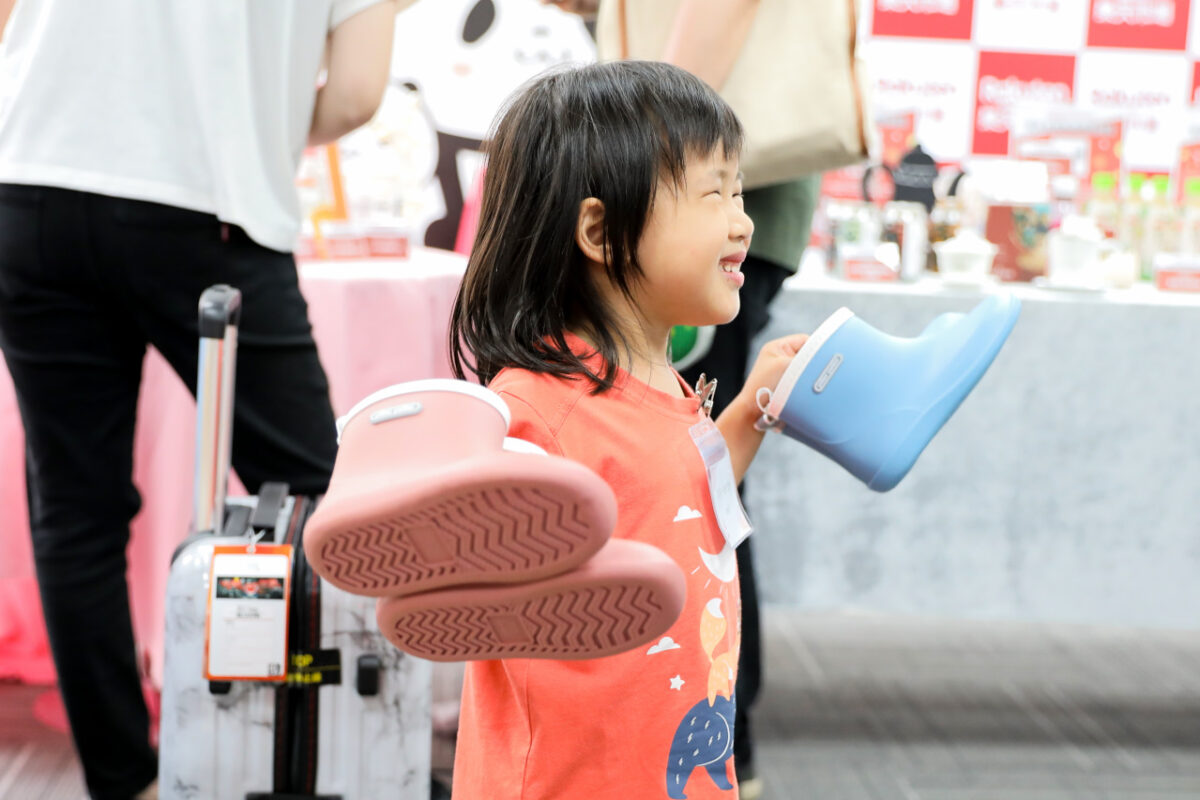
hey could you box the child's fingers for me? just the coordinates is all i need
[770,332,810,357]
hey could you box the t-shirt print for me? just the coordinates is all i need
[661,501,740,798]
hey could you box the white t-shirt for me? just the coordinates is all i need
[0,0,387,253]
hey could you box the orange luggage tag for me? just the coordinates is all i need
[203,528,292,682]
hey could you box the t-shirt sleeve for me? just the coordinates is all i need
[329,0,397,30]
[494,390,567,458]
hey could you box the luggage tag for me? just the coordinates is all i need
[204,532,292,682]
[690,375,753,548]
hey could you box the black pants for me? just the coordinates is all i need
[680,253,790,775]
[0,185,337,800]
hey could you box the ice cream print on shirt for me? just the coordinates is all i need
[665,597,739,797]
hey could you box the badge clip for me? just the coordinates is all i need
[695,373,718,418]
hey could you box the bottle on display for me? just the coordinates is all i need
[1115,174,1147,280]
[882,201,929,281]
[1141,175,1181,281]
[927,196,963,273]
[1181,177,1200,255]
[1084,172,1121,242]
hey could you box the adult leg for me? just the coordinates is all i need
[95,197,337,496]
[0,185,156,800]
[680,253,790,780]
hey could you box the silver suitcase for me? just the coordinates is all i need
[159,284,431,800]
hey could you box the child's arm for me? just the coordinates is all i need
[715,332,808,484]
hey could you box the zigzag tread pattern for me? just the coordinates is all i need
[316,485,600,593]
[388,583,668,659]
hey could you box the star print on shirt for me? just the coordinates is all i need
[669,675,685,691]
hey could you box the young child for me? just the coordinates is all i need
[448,60,808,799]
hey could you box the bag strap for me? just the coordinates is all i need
[617,0,629,59]
[846,0,869,157]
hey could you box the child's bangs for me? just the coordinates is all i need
[644,81,744,189]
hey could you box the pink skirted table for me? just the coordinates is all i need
[0,247,467,687]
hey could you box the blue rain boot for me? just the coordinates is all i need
[755,293,1021,491]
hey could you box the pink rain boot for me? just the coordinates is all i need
[375,538,687,662]
[304,380,617,597]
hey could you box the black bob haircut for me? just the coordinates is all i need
[449,60,743,391]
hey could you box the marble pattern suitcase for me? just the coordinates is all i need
[158,284,431,800]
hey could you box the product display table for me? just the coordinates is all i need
[747,276,1200,629]
[0,247,467,685]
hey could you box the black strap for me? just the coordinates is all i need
[224,504,253,539]
[272,496,324,796]
[294,497,322,794]
[252,482,289,532]
[273,499,302,793]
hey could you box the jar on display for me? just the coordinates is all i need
[926,197,963,272]
[826,200,882,278]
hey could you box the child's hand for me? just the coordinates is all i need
[738,332,810,412]
[715,333,809,485]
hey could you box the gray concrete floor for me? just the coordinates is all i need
[3,609,1200,799]
[753,610,1200,799]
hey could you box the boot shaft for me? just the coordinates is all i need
[335,380,511,475]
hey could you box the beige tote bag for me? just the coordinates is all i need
[595,0,872,189]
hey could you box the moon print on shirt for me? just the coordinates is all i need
[664,598,738,797]
[697,543,736,584]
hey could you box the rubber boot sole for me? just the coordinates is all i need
[376,540,686,661]
[304,453,617,598]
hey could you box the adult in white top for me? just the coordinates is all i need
[0,3,400,799]
[0,0,403,252]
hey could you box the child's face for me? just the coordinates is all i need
[633,149,753,332]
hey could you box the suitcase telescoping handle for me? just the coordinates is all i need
[193,284,241,537]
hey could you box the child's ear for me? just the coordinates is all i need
[575,197,608,264]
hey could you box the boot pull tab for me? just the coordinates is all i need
[370,401,423,425]
[754,387,782,433]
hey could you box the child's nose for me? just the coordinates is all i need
[730,204,753,243]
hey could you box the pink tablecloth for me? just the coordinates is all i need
[0,247,467,687]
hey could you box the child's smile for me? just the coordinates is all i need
[719,250,746,288]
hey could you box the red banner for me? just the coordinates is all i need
[872,0,975,40]
[973,51,1077,156]
[1086,0,1190,50]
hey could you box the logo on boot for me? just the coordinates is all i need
[813,354,844,394]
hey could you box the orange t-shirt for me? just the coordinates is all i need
[452,350,742,800]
